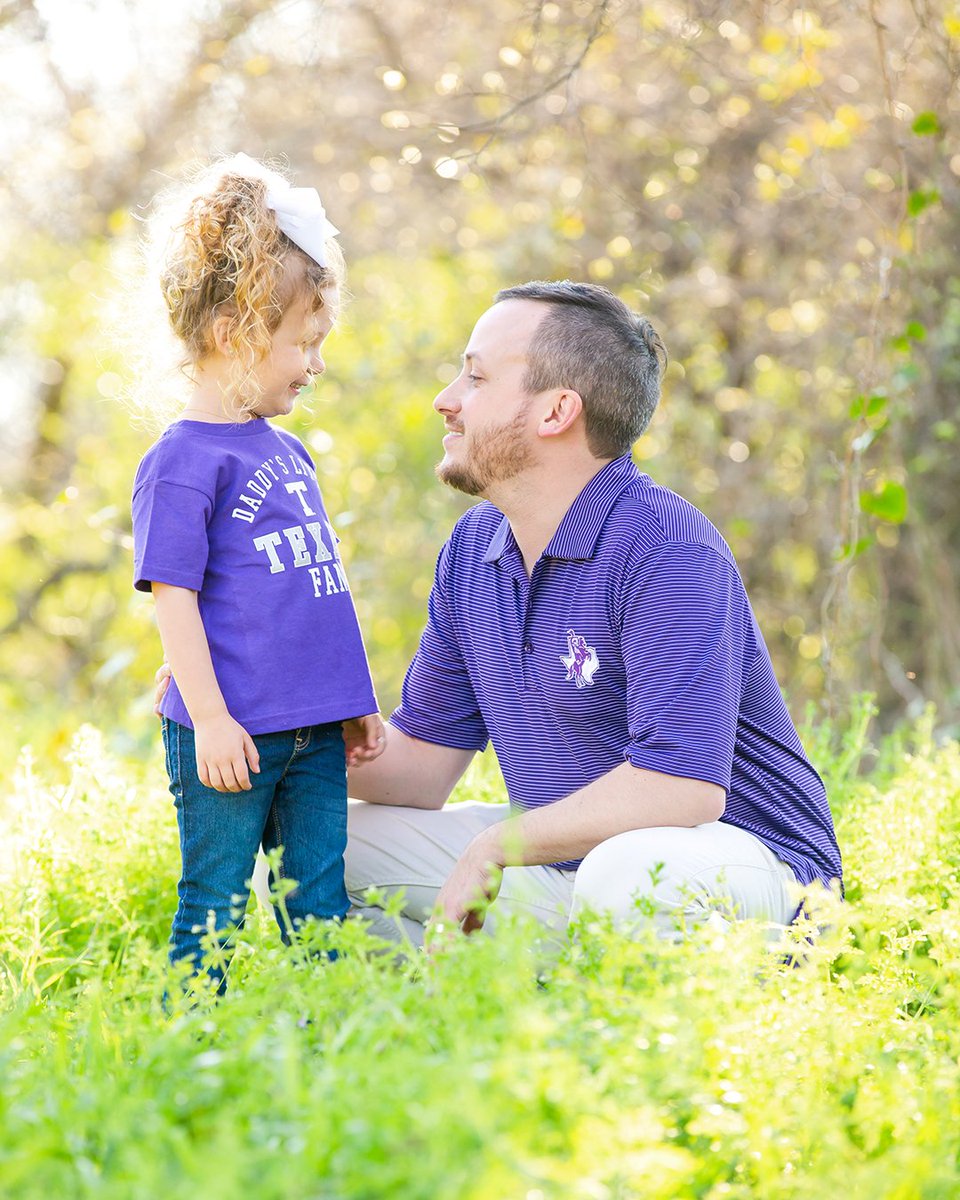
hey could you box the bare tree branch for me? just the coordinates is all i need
[0,556,120,641]
[451,0,615,140]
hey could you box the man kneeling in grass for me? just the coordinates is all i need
[158,282,841,947]
[343,282,841,945]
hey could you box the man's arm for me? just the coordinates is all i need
[433,761,724,931]
[347,721,475,810]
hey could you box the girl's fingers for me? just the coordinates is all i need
[242,731,261,774]
[220,752,248,791]
[207,761,239,793]
[153,664,171,713]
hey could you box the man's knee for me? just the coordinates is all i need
[571,823,794,929]
[573,828,677,920]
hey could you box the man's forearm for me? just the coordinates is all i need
[473,761,726,869]
[347,723,474,809]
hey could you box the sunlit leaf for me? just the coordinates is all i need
[908,189,940,217]
[860,481,908,524]
[911,111,941,136]
[865,394,888,418]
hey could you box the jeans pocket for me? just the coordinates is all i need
[162,718,183,797]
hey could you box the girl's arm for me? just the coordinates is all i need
[152,583,260,793]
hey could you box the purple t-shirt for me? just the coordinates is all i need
[392,455,842,889]
[132,418,377,735]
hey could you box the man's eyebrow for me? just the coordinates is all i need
[462,351,483,363]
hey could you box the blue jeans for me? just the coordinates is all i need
[162,718,349,991]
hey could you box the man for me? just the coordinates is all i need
[343,281,841,946]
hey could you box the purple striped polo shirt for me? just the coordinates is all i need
[392,454,842,888]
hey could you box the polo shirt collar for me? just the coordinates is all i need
[482,454,641,565]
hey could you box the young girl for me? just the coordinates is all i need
[131,153,383,992]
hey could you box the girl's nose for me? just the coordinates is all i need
[306,347,325,376]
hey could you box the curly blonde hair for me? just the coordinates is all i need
[154,155,344,421]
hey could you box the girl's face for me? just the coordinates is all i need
[251,285,339,418]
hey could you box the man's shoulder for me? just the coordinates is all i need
[429,503,505,585]
[607,475,736,564]
[448,501,503,546]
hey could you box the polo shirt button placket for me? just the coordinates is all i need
[521,637,534,690]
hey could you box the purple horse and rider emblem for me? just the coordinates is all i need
[560,628,600,688]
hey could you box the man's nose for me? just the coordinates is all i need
[434,381,460,414]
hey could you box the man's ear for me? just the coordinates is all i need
[538,389,583,439]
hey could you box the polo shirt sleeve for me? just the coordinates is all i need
[620,542,755,791]
[390,539,490,752]
[132,478,213,593]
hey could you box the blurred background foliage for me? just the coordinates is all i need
[0,0,957,759]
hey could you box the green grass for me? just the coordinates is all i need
[1,717,958,1199]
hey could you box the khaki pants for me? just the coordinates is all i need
[339,801,798,948]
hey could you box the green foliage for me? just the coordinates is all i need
[859,480,908,525]
[907,188,941,218]
[1,718,960,1197]
[911,111,941,136]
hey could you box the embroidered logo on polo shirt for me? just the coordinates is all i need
[561,629,600,688]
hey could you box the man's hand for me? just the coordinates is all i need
[194,712,261,793]
[153,661,171,716]
[428,831,504,941]
[342,713,386,769]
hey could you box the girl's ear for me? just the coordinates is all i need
[538,389,583,439]
[210,313,234,358]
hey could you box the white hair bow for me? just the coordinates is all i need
[224,153,338,267]
[265,181,339,268]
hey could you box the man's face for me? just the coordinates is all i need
[433,300,547,497]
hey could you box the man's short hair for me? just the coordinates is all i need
[495,281,667,458]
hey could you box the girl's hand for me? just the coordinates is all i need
[343,713,386,768]
[153,662,172,716]
[194,712,261,792]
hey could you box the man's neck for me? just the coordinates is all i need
[487,455,613,576]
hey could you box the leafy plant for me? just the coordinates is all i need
[1,716,959,1198]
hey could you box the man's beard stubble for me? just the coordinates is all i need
[435,404,534,497]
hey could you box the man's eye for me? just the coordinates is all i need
[468,374,482,383]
